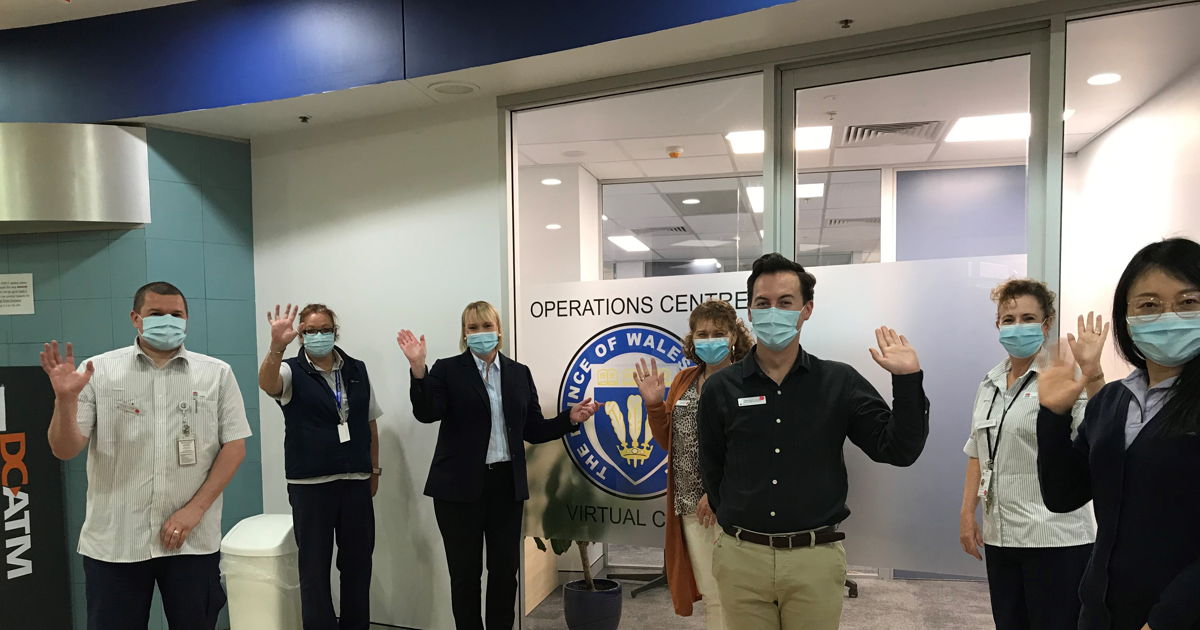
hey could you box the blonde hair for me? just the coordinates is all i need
[460,301,503,352]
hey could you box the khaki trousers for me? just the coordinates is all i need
[681,514,725,630]
[712,531,847,630]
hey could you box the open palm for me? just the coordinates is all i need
[869,327,921,375]
[1067,311,1109,379]
[267,303,299,348]
[633,357,666,406]
[396,329,427,367]
[40,341,94,399]
[1037,343,1086,415]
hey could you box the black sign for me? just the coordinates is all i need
[1,367,71,629]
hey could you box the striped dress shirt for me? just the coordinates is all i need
[75,342,252,562]
[963,359,1096,548]
[472,353,511,465]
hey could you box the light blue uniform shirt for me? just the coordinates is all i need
[1121,369,1179,448]
[473,353,511,464]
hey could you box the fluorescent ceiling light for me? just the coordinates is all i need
[760,229,764,238]
[796,183,825,199]
[1062,109,1076,121]
[746,186,764,213]
[692,258,718,266]
[795,126,833,151]
[725,130,764,154]
[682,198,701,205]
[945,113,1031,143]
[1087,73,1121,86]
[545,224,562,230]
[608,235,649,252]
[541,178,563,186]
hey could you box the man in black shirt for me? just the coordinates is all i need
[698,253,930,629]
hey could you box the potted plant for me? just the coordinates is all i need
[534,538,623,630]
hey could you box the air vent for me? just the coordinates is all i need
[632,226,689,235]
[826,217,881,227]
[841,121,943,147]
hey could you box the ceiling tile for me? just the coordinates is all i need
[832,144,935,167]
[685,214,754,234]
[930,139,1027,163]
[830,170,882,184]
[654,178,739,193]
[585,161,645,179]
[604,182,659,195]
[522,140,628,164]
[797,209,824,229]
[636,156,735,177]
[796,151,833,169]
[826,206,881,220]
[617,134,730,160]
[601,193,678,222]
[826,182,881,209]
[733,153,764,173]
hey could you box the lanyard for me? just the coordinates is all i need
[985,372,1034,468]
[333,369,344,413]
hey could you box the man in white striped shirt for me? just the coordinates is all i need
[42,281,252,630]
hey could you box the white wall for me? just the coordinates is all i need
[517,165,601,284]
[251,99,504,630]
[1062,63,1200,380]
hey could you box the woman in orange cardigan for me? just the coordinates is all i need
[635,300,754,629]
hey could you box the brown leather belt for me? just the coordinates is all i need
[723,525,845,549]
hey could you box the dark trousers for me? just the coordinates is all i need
[985,543,1093,630]
[433,463,524,630]
[83,552,224,630]
[288,479,376,630]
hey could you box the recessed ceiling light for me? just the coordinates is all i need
[693,258,719,266]
[795,126,833,151]
[1087,73,1121,86]
[601,214,608,221]
[746,186,765,213]
[429,81,480,95]
[681,198,701,205]
[1062,109,1076,121]
[608,235,650,252]
[725,130,765,154]
[945,113,1030,143]
[541,178,563,186]
[546,224,562,230]
[716,261,723,269]
[796,183,825,199]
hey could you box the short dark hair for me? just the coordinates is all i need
[133,281,188,314]
[991,278,1057,323]
[1112,238,1200,436]
[747,253,816,303]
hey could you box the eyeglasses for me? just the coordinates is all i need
[302,328,336,335]
[1127,293,1200,321]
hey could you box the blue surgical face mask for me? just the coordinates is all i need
[140,315,187,351]
[466,331,499,355]
[694,337,731,365]
[750,308,802,351]
[1128,313,1200,367]
[303,332,336,358]
[998,323,1045,359]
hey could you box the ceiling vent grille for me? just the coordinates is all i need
[841,121,943,146]
[632,226,689,235]
[826,217,882,227]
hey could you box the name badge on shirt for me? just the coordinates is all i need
[337,422,351,444]
[737,396,766,407]
[674,399,690,407]
[177,438,197,466]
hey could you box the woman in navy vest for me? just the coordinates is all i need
[1038,238,1200,630]
[397,301,598,630]
[259,303,382,630]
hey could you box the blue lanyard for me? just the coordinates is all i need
[333,369,343,411]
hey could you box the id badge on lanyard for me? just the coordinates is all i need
[335,370,350,444]
[178,391,198,466]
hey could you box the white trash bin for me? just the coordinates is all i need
[220,514,302,630]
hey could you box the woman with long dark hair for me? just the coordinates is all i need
[1038,237,1200,630]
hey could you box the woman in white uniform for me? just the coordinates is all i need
[958,279,1105,629]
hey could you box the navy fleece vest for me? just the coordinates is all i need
[280,347,372,479]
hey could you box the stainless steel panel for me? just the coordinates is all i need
[0,124,150,231]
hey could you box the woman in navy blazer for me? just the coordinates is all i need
[1038,238,1200,630]
[397,301,598,630]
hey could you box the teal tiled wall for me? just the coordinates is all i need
[0,129,259,630]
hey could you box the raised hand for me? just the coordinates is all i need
[266,304,299,350]
[40,341,94,400]
[868,326,921,375]
[570,398,599,425]
[632,357,666,406]
[1037,342,1086,415]
[396,329,428,377]
[1067,311,1109,381]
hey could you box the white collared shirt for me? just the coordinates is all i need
[472,353,511,464]
[273,349,382,484]
[1121,369,1179,448]
[963,359,1096,548]
[75,341,252,562]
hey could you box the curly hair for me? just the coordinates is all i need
[682,300,753,366]
[990,278,1056,323]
